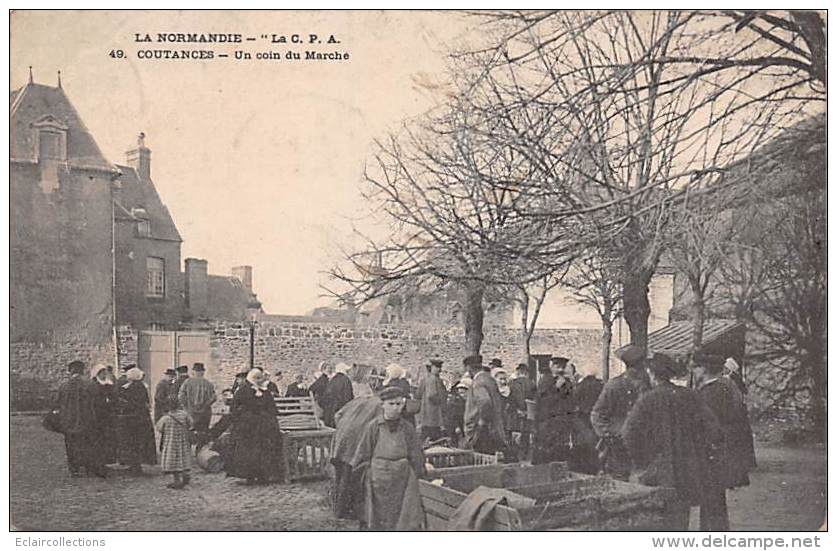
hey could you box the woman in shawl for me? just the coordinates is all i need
[88,364,117,474]
[225,369,286,485]
[351,385,426,531]
[115,367,158,473]
[331,395,382,520]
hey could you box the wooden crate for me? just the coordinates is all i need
[424,447,501,469]
[419,462,677,531]
[283,427,336,482]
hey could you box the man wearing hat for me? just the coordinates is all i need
[692,353,756,531]
[533,356,574,464]
[462,355,507,455]
[590,344,650,480]
[178,363,217,435]
[509,363,536,460]
[351,384,426,530]
[622,353,721,530]
[154,367,177,422]
[56,360,95,477]
[416,359,447,442]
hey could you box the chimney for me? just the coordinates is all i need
[126,132,151,181]
[184,258,208,318]
[232,266,253,292]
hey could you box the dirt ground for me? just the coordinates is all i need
[9,415,826,531]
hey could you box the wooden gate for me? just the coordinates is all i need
[137,330,211,411]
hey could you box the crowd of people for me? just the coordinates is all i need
[50,348,757,531]
[326,350,757,531]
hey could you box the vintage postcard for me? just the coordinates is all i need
[8,8,828,541]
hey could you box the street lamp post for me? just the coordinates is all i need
[247,306,260,371]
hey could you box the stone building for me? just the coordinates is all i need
[10,76,261,406]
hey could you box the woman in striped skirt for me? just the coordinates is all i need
[156,399,193,489]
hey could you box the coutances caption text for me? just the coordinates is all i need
[108,32,350,62]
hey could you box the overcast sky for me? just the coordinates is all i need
[11,10,474,315]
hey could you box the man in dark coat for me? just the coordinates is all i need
[285,373,308,397]
[170,365,189,409]
[590,345,650,480]
[463,355,507,456]
[622,353,722,531]
[56,360,95,477]
[309,361,332,413]
[323,363,354,428]
[509,363,536,460]
[693,353,757,531]
[154,368,176,422]
[533,356,574,464]
[571,373,604,474]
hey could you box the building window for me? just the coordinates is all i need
[146,257,165,298]
[136,219,151,237]
[39,131,62,160]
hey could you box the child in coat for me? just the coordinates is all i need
[156,398,193,489]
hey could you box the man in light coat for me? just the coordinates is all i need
[417,359,447,441]
[463,355,507,456]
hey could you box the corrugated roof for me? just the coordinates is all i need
[639,319,743,356]
[10,82,115,171]
[114,164,182,242]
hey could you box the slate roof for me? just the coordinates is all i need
[10,82,116,171]
[204,275,259,320]
[114,164,182,242]
[619,319,744,358]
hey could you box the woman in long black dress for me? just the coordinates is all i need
[116,367,158,473]
[88,365,117,473]
[226,369,286,485]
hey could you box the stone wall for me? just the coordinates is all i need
[116,320,618,391]
[10,335,117,411]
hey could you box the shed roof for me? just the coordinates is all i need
[641,319,744,357]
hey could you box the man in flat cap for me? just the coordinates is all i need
[153,367,177,422]
[462,355,507,456]
[590,344,650,480]
[416,358,447,442]
[692,353,756,531]
[622,353,721,530]
[178,363,217,435]
[56,360,95,477]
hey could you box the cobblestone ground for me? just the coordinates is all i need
[11,416,826,531]
[10,416,355,531]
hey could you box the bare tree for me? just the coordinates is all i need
[564,250,623,381]
[453,10,823,353]
[325,100,564,355]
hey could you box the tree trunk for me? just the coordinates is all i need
[691,294,705,351]
[622,270,653,353]
[463,281,485,356]
[520,294,532,363]
[601,321,612,382]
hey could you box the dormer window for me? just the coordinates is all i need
[31,115,68,162]
[131,207,150,237]
[137,219,151,237]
